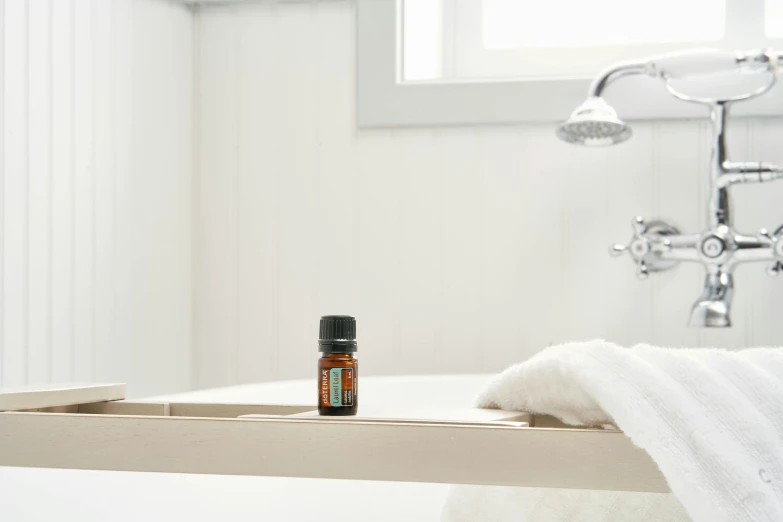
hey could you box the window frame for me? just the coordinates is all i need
[357,0,783,128]
[452,0,728,79]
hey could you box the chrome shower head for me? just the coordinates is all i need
[556,97,632,146]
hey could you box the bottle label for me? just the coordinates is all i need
[322,368,354,407]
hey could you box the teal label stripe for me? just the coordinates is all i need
[330,368,342,406]
[328,368,354,407]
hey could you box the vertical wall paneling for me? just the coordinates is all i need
[0,0,5,386]
[50,0,74,382]
[739,119,783,347]
[355,128,398,375]
[557,127,609,344]
[72,0,94,382]
[193,6,238,389]
[245,2,312,384]
[128,0,193,396]
[650,120,702,348]
[194,1,783,388]
[110,0,133,387]
[437,128,484,374]
[2,0,193,396]
[476,126,526,372]
[394,128,444,374]
[27,0,53,384]
[6,0,781,391]
[516,125,569,349]
[603,124,656,346]
[92,0,114,384]
[2,0,29,386]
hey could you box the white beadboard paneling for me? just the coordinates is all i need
[437,129,484,374]
[259,3,319,383]
[315,0,360,348]
[92,0,115,384]
[0,0,5,386]
[516,126,569,350]
[313,0,360,367]
[477,127,528,372]
[355,129,399,376]
[72,0,94,382]
[2,0,29,386]
[557,127,610,343]
[2,0,192,397]
[194,0,783,388]
[740,118,783,347]
[50,0,75,383]
[603,123,656,346]
[129,0,193,396]
[236,3,285,385]
[194,6,238,389]
[27,0,53,384]
[394,129,444,374]
[110,0,134,386]
[650,120,703,347]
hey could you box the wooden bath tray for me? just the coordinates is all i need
[0,383,667,493]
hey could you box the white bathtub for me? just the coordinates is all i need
[0,375,493,522]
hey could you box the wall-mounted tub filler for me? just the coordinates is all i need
[557,49,783,327]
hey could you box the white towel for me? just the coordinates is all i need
[441,341,783,522]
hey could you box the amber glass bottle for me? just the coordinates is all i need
[318,315,358,416]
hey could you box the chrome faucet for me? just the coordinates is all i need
[557,49,783,327]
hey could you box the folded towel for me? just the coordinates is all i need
[441,341,783,522]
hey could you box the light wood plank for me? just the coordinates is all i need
[0,411,667,492]
[0,382,125,411]
[78,401,169,416]
[285,406,531,425]
[168,402,314,418]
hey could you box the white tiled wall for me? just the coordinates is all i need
[0,0,193,397]
[193,1,783,389]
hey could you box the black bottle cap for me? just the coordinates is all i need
[319,315,357,353]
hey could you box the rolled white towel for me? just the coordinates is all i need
[442,340,783,522]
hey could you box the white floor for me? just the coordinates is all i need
[1,375,493,522]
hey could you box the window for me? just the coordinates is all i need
[358,0,783,127]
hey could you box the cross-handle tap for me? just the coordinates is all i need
[612,220,783,274]
[761,226,783,276]
[610,217,682,279]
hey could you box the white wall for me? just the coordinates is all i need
[0,0,192,397]
[4,0,781,395]
[193,0,783,389]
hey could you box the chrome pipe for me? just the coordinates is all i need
[567,49,783,327]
